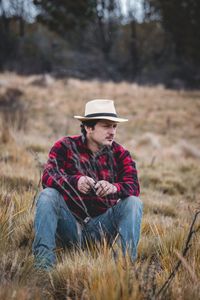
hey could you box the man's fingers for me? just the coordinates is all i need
[95,180,116,197]
[96,188,104,196]
[79,178,115,196]
[95,181,106,190]
[80,184,91,194]
[96,181,109,196]
[96,186,104,196]
[78,176,95,193]
[84,177,95,188]
[87,177,95,184]
[80,183,92,193]
[81,188,89,194]
[84,182,91,189]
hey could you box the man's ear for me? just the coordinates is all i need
[85,126,93,134]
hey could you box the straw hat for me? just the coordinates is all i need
[74,99,128,123]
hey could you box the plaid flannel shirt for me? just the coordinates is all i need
[42,135,140,221]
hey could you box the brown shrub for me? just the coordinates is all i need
[0,88,28,134]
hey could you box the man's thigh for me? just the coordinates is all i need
[56,201,81,247]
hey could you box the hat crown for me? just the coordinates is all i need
[85,99,116,116]
[74,98,128,122]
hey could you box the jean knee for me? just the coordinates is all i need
[36,187,62,207]
[122,196,143,213]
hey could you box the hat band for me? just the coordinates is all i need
[85,113,118,118]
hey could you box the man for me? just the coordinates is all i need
[33,99,143,269]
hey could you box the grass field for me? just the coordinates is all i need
[0,73,200,299]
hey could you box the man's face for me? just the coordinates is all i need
[86,120,117,150]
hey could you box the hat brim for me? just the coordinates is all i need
[74,115,128,123]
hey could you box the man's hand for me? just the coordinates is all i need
[77,176,95,194]
[95,180,117,197]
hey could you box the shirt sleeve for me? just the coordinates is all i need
[113,149,140,198]
[42,138,83,194]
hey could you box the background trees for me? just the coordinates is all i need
[143,0,200,64]
[0,0,200,87]
[33,0,95,35]
[143,0,200,86]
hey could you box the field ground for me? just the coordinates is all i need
[0,73,200,299]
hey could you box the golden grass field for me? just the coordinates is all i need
[0,72,200,299]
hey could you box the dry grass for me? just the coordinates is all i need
[0,72,200,299]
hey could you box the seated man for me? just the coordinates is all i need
[33,99,143,269]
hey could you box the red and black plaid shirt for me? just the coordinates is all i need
[42,135,140,221]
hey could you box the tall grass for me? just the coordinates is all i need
[0,73,200,299]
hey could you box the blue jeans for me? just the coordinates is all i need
[32,188,143,269]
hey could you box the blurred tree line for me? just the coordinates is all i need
[0,0,200,87]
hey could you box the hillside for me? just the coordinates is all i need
[0,73,200,299]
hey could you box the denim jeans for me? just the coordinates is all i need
[32,188,143,269]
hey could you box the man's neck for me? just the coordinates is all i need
[86,139,100,153]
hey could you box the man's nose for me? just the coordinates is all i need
[109,127,116,134]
